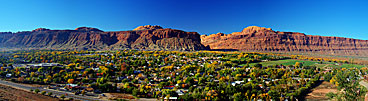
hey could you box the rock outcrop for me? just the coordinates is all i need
[0,25,208,51]
[201,26,368,56]
[75,27,103,32]
[133,25,163,31]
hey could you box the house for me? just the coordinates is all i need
[163,86,175,89]
[6,74,12,78]
[175,90,185,96]
[66,84,80,90]
[165,97,177,101]
[231,81,244,86]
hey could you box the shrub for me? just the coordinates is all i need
[48,92,53,96]
[34,89,40,93]
[326,92,336,99]
[60,95,66,100]
[41,91,46,95]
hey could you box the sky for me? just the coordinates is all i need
[0,0,368,40]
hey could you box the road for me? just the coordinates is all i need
[0,80,102,101]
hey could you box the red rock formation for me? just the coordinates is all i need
[32,28,50,32]
[75,27,103,32]
[133,25,163,31]
[0,25,207,51]
[201,26,368,56]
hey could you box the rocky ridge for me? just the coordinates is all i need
[0,25,208,51]
[201,26,368,56]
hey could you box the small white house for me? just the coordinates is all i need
[6,74,12,78]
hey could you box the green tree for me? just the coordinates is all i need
[326,92,336,99]
[132,88,138,96]
[254,63,262,68]
[233,92,243,101]
[323,72,333,81]
[60,95,66,100]
[34,89,40,93]
[268,89,280,100]
[48,92,53,96]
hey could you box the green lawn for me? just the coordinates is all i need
[240,59,366,69]
[328,63,366,68]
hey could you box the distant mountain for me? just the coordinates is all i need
[2,25,368,56]
[0,25,208,51]
[201,26,368,56]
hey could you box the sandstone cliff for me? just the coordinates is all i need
[201,26,368,56]
[0,25,208,51]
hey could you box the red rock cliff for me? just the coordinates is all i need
[0,25,208,51]
[201,26,368,56]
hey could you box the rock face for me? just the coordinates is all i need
[201,26,368,56]
[133,25,163,31]
[0,25,208,51]
[75,27,103,32]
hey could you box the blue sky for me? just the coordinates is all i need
[0,0,368,40]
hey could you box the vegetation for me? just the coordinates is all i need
[329,68,367,100]
[60,95,65,100]
[246,59,366,69]
[47,92,52,96]
[0,50,366,100]
[41,91,46,95]
[326,92,336,99]
[34,89,40,94]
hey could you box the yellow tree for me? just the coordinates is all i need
[295,62,302,68]
[67,79,74,84]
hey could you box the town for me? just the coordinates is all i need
[0,50,366,100]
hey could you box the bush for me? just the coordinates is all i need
[41,91,46,95]
[60,95,66,100]
[324,73,333,81]
[326,92,336,99]
[34,89,40,93]
[48,92,52,96]
[30,89,33,92]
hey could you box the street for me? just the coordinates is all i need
[0,80,102,101]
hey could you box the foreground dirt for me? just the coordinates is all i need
[305,81,338,101]
[0,84,58,101]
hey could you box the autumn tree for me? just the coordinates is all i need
[295,62,302,68]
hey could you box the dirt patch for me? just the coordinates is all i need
[305,81,338,101]
[104,93,136,100]
[103,93,159,101]
[0,84,58,101]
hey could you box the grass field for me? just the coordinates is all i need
[241,59,367,69]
